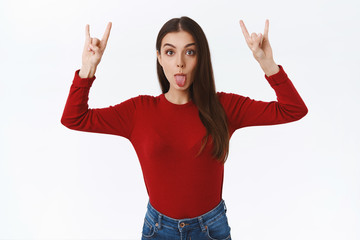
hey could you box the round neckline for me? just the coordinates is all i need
[160,93,194,108]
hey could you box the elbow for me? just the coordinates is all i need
[60,116,71,129]
[61,112,89,131]
[300,103,308,118]
[61,115,77,130]
[302,105,308,118]
[293,104,308,121]
[61,109,90,131]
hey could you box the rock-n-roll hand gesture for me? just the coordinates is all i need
[239,19,279,76]
[79,22,112,78]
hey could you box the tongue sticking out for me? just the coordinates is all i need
[175,75,186,87]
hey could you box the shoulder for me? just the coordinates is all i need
[216,91,246,102]
[133,94,160,102]
[216,91,230,99]
[216,91,249,110]
[124,94,161,108]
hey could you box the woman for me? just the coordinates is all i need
[61,16,307,240]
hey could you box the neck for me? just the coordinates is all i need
[165,90,191,105]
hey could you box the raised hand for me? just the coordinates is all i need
[239,19,279,76]
[239,19,274,63]
[79,22,112,78]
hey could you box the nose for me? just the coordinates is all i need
[177,54,184,69]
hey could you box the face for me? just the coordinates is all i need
[157,30,197,93]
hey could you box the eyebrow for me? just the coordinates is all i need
[163,43,196,48]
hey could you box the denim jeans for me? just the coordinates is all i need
[141,199,231,240]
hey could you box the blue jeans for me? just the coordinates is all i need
[141,199,232,240]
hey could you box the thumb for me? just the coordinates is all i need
[88,44,100,54]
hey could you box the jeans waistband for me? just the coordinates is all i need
[145,200,227,232]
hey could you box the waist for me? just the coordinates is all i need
[145,199,227,231]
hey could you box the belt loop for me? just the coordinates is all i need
[224,200,227,213]
[198,216,207,232]
[157,213,162,230]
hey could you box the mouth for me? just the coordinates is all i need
[174,74,186,87]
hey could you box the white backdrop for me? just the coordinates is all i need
[1,0,359,239]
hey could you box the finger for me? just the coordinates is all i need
[89,44,100,54]
[250,33,262,49]
[258,33,263,45]
[251,32,258,42]
[239,20,251,42]
[258,33,263,47]
[92,38,100,46]
[88,44,94,54]
[85,24,90,43]
[101,22,112,47]
[264,19,269,40]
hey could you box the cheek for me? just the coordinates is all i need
[190,60,197,74]
[190,57,197,67]
[162,64,171,74]
[161,63,173,81]
[161,58,172,71]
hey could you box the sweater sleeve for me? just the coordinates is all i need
[60,69,136,139]
[218,65,308,131]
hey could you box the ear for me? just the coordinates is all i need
[157,50,162,67]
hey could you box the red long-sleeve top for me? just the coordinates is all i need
[61,65,307,219]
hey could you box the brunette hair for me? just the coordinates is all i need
[156,16,230,163]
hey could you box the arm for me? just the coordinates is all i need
[218,64,307,130]
[60,70,136,139]
[224,19,308,129]
[60,22,136,138]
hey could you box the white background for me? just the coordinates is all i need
[1,0,359,239]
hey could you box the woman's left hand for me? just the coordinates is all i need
[239,19,274,63]
[239,19,279,76]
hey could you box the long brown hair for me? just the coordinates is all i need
[156,16,229,163]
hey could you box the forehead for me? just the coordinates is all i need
[161,30,196,47]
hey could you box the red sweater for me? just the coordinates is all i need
[61,65,307,219]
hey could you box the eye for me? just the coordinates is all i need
[165,50,174,56]
[186,49,196,56]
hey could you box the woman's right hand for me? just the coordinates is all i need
[79,22,112,78]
